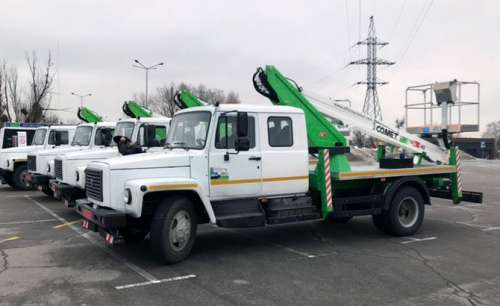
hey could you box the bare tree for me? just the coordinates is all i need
[143,82,241,117]
[225,91,240,104]
[25,51,54,122]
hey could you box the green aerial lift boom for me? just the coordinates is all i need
[254,65,482,218]
[122,101,153,118]
[77,107,104,123]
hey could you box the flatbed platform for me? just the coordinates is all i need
[334,164,456,181]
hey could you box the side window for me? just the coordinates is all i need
[57,131,69,144]
[268,116,293,147]
[95,128,115,146]
[139,125,167,147]
[215,115,255,149]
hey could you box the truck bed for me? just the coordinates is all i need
[334,164,456,181]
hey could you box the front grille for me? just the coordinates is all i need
[86,168,103,201]
[27,155,37,171]
[54,159,63,180]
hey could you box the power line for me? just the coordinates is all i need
[395,0,434,68]
[344,0,352,60]
[388,0,407,42]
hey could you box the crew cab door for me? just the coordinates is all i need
[208,112,262,200]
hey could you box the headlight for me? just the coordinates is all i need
[75,171,80,182]
[124,188,132,205]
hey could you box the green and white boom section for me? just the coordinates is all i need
[75,66,482,265]
[26,107,113,196]
[52,90,204,207]
[253,65,482,205]
[0,125,77,190]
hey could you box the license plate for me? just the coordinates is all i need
[82,208,94,220]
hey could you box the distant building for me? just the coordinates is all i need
[453,137,497,159]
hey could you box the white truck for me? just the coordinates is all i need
[76,66,481,264]
[53,117,170,206]
[0,126,76,190]
[0,124,45,149]
[27,122,115,196]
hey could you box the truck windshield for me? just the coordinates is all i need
[114,122,135,141]
[71,126,93,146]
[32,129,47,145]
[166,111,211,149]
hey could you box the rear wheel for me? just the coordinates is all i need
[373,186,425,236]
[12,165,30,190]
[150,196,197,264]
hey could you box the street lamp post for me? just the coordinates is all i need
[71,92,92,108]
[133,59,164,108]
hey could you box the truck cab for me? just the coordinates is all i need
[53,117,170,206]
[0,126,76,190]
[77,104,308,261]
[27,122,113,196]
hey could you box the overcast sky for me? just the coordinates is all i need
[1,0,498,132]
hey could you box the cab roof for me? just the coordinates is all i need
[78,121,116,127]
[119,117,171,124]
[49,125,77,130]
[177,103,304,115]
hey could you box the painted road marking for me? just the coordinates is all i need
[115,274,197,290]
[0,236,21,243]
[401,237,438,244]
[0,219,57,225]
[25,196,158,283]
[482,227,500,232]
[53,219,83,229]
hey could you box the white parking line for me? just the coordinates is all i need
[24,196,158,283]
[482,227,500,232]
[0,218,58,225]
[401,236,437,244]
[115,274,197,290]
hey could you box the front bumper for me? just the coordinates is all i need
[75,199,127,230]
[75,200,128,244]
[29,173,52,191]
[50,181,86,207]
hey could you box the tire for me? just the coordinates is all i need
[328,216,353,223]
[150,196,198,264]
[12,164,30,190]
[376,186,425,236]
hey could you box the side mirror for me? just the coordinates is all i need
[235,137,250,151]
[237,112,248,138]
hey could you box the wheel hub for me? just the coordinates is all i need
[169,210,191,251]
[398,197,419,228]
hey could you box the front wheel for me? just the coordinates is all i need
[12,165,30,190]
[150,196,198,264]
[373,186,425,236]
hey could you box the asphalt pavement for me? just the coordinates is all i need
[1,160,499,305]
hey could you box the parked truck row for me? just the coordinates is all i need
[0,66,483,264]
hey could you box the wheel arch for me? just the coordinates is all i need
[383,176,430,211]
[143,190,210,224]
